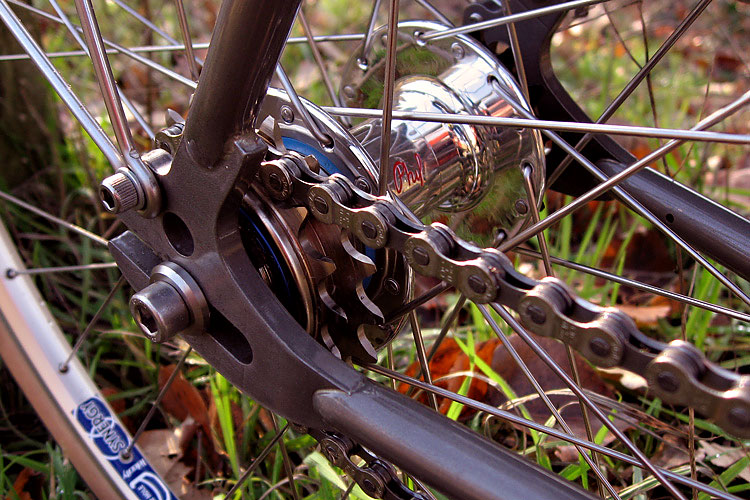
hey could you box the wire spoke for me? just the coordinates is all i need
[359,0,383,68]
[271,414,300,500]
[276,64,332,147]
[0,190,109,246]
[366,364,739,500]
[123,346,193,458]
[493,87,750,307]
[8,0,197,89]
[59,275,126,372]
[476,305,619,499]
[490,304,686,499]
[420,0,611,41]
[378,0,400,196]
[323,106,750,144]
[297,7,348,126]
[173,0,200,80]
[409,311,439,411]
[548,0,713,187]
[6,262,117,278]
[514,247,750,323]
[225,422,290,499]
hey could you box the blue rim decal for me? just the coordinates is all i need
[75,397,178,500]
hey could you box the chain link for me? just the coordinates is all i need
[260,152,750,440]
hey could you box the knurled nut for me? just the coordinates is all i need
[101,171,138,212]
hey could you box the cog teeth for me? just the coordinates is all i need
[340,232,377,277]
[356,325,378,362]
[355,281,384,323]
[319,282,347,321]
[321,326,342,359]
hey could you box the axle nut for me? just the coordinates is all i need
[130,281,190,343]
[100,171,139,213]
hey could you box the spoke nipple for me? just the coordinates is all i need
[514,199,529,215]
[342,85,356,99]
[313,195,330,215]
[656,371,680,393]
[100,171,139,214]
[58,362,69,373]
[361,220,378,240]
[5,268,17,279]
[467,274,487,295]
[589,337,611,358]
[412,247,431,267]
[525,304,547,325]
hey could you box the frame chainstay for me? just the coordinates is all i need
[258,152,750,440]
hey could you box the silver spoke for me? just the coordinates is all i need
[72,0,137,158]
[476,305,619,499]
[297,7,348,124]
[0,190,108,246]
[272,414,300,500]
[123,346,193,458]
[409,311,439,411]
[378,0,400,196]
[59,275,126,373]
[322,106,750,144]
[225,422,290,498]
[413,0,451,25]
[359,0,382,68]
[173,0,200,80]
[8,0,197,89]
[0,34,367,62]
[109,0,179,46]
[6,262,117,278]
[514,247,750,323]
[276,64,332,147]
[493,87,750,307]
[490,304,686,499]
[366,364,740,500]
[0,0,123,168]
[547,0,713,187]
[420,0,611,42]
[47,0,153,139]
[385,282,450,324]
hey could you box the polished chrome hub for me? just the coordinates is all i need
[341,20,545,242]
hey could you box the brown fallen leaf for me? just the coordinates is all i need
[700,442,750,482]
[616,303,671,328]
[4,468,33,500]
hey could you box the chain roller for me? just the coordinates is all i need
[259,153,750,439]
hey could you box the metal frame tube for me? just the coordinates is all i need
[180,0,302,167]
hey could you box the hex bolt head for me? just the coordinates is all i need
[467,274,487,295]
[412,247,431,266]
[589,337,611,358]
[525,304,547,325]
[100,171,139,213]
[451,42,465,60]
[313,195,330,215]
[656,371,680,393]
[130,281,191,343]
[361,220,378,240]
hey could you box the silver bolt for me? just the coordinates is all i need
[130,281,191,343]
[100,171,139,214]
[280,105,295,124]
[342,85,356,99]
[451,42,465,60]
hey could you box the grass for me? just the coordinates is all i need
[2,0,750,499]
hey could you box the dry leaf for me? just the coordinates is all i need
[617,304,670,327]
[700,442,750,482]
[4,468,33,500]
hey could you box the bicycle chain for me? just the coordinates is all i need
[298,426,429,500]
[258,152,750,440]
